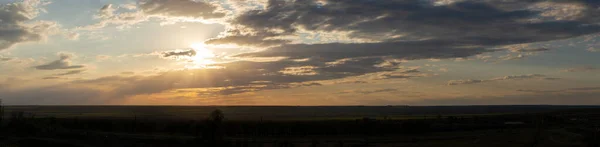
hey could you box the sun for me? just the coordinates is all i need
[189,43,215,66]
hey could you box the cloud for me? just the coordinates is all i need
[517,86,600,94]
[79,9,147,30]
[70,1,599,100]
[0,0,60,50]
[34,53,85,70]
[209,0,600,49]
[334,80,369,84]
[374,68,428,80]
[45,56,398,98]
[41,76,63,80]
[0,56,13,61]
[80,0,227,30]
[447,79,486,85]
[16,50,419,99]
[448,74,556,85]
[96,4,116,19]
[196,84,293,96]
[339,88,398,95]
[138,0,226,19]
[279,66,318,76]
[300,82,322,87]
[236,41,490,62]
[161,49,196,58]
[5,0,600,104]
[199,0,600,80]
[55,70,86,76]
[490,74,551,80]
[499,54,525,61]
[62,31,80,40]
[204,34,291,47]
[562,66,598,72]
[510,48,550,53]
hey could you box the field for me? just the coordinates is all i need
[3,105,593,120]
[0,106,599,146]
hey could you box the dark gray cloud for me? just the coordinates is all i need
[204,34,291,47]
[209,0,600,61]
[55,70,86,76]
[162,49,196,58]
[96,4,115,19]
[448,74,556,85]
[300,82,322,87]
[42,76,63,80]
[138,0,226,19]
[0,1,58,50]
[512,48,550,52]
[237,40,491,61]
[34,53,85,70]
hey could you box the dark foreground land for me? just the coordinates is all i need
[0,105,599,147]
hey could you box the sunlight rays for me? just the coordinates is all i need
[188,43,216,68]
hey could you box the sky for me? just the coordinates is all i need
[0,0,599,105]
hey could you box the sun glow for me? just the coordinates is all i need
[189,43,216,67]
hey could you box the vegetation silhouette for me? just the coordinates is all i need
[203,109,226,146]
[0,106,598,146]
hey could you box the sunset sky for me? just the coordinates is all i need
[0,0,599,105]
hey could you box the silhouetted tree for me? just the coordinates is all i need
[204,109,225,145]
[209,109,225,123]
